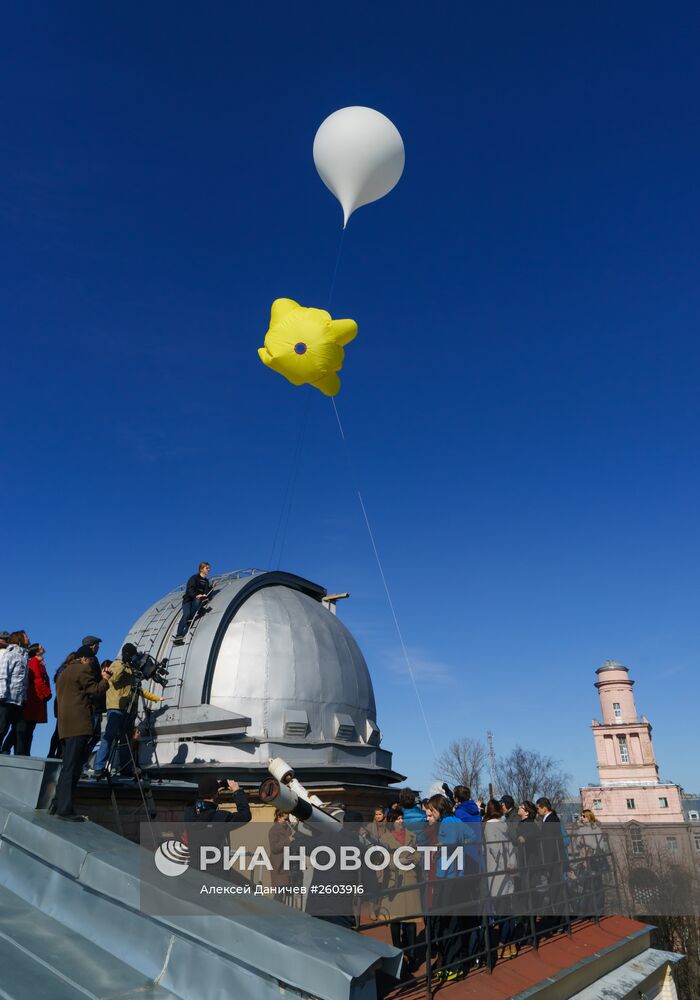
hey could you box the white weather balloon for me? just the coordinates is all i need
[313,106,405,227]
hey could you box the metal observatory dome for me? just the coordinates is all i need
[121,569,401,786]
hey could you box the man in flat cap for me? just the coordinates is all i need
[74,635,103,765]
[52,653,111,820]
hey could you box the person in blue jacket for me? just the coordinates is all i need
[454,785,481,823]
[452,785,485,970]
[398,788,429,845]
[453,785,483,869]
[426,794,472,981]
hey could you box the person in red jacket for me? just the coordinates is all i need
[16,644,52,755]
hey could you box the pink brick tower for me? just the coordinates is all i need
[580,660,684,823]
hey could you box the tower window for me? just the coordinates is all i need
[658,797,668,809]
[593,799,602,810]
[613,702,622,719]
[694,835,700,852]
[618,735,630,763]
[666,837,678,854]
[626,798,636,810]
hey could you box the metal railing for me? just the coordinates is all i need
[356,829,619,997]
[591,717,649,726]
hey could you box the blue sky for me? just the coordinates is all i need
[2,3,699,795]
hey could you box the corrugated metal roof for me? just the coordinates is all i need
[0,756,401,1000]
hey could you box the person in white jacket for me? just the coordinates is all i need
[483,798,518,960]
[0,631,29,750]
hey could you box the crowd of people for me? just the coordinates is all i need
[0,628,153,821]
[0,631,52,757]
[185,776,609,984]
[356,785,609,982]
[0,563,216,821]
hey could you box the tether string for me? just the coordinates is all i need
[330,395,438,758]
[268,227,438,757]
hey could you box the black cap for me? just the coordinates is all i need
[197,775,220,799]
[500,795,515,809]
[82,635,102,647]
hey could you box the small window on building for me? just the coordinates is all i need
[689,810,700,822]
[630,827,644,854]
[618,735,630,763]
[694,835,700,852]
[658,797,668,809]
[666,837,678,854]
[613,702,622,719]
[593,799,602,810]
[626,798,636,810]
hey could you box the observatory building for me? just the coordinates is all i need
[123,569,402,794]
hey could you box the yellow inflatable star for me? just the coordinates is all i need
[258,298,358,396]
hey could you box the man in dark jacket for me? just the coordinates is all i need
[536,797,567,932]
[72,634,103,761]
[501,794,521,843]
[183,775,251,870]
[173,563,213,642]
[52,654,110,821]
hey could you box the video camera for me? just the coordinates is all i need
[123,647,169,688]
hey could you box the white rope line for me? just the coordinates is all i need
[331,397,438,757]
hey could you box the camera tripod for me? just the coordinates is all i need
[100,676,163,843]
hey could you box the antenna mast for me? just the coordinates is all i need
[487,730,497,798]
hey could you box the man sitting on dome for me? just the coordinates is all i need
[173,562,213,643]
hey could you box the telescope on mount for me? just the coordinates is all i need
[259,757,344,832]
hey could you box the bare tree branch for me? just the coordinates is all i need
[433,738,488,798]
[494,745,570,810]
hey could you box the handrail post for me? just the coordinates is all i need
[484,912,492,973]
[425,910,433,999]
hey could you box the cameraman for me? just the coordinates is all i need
[184,775,251,871]
[93,643,139,780]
